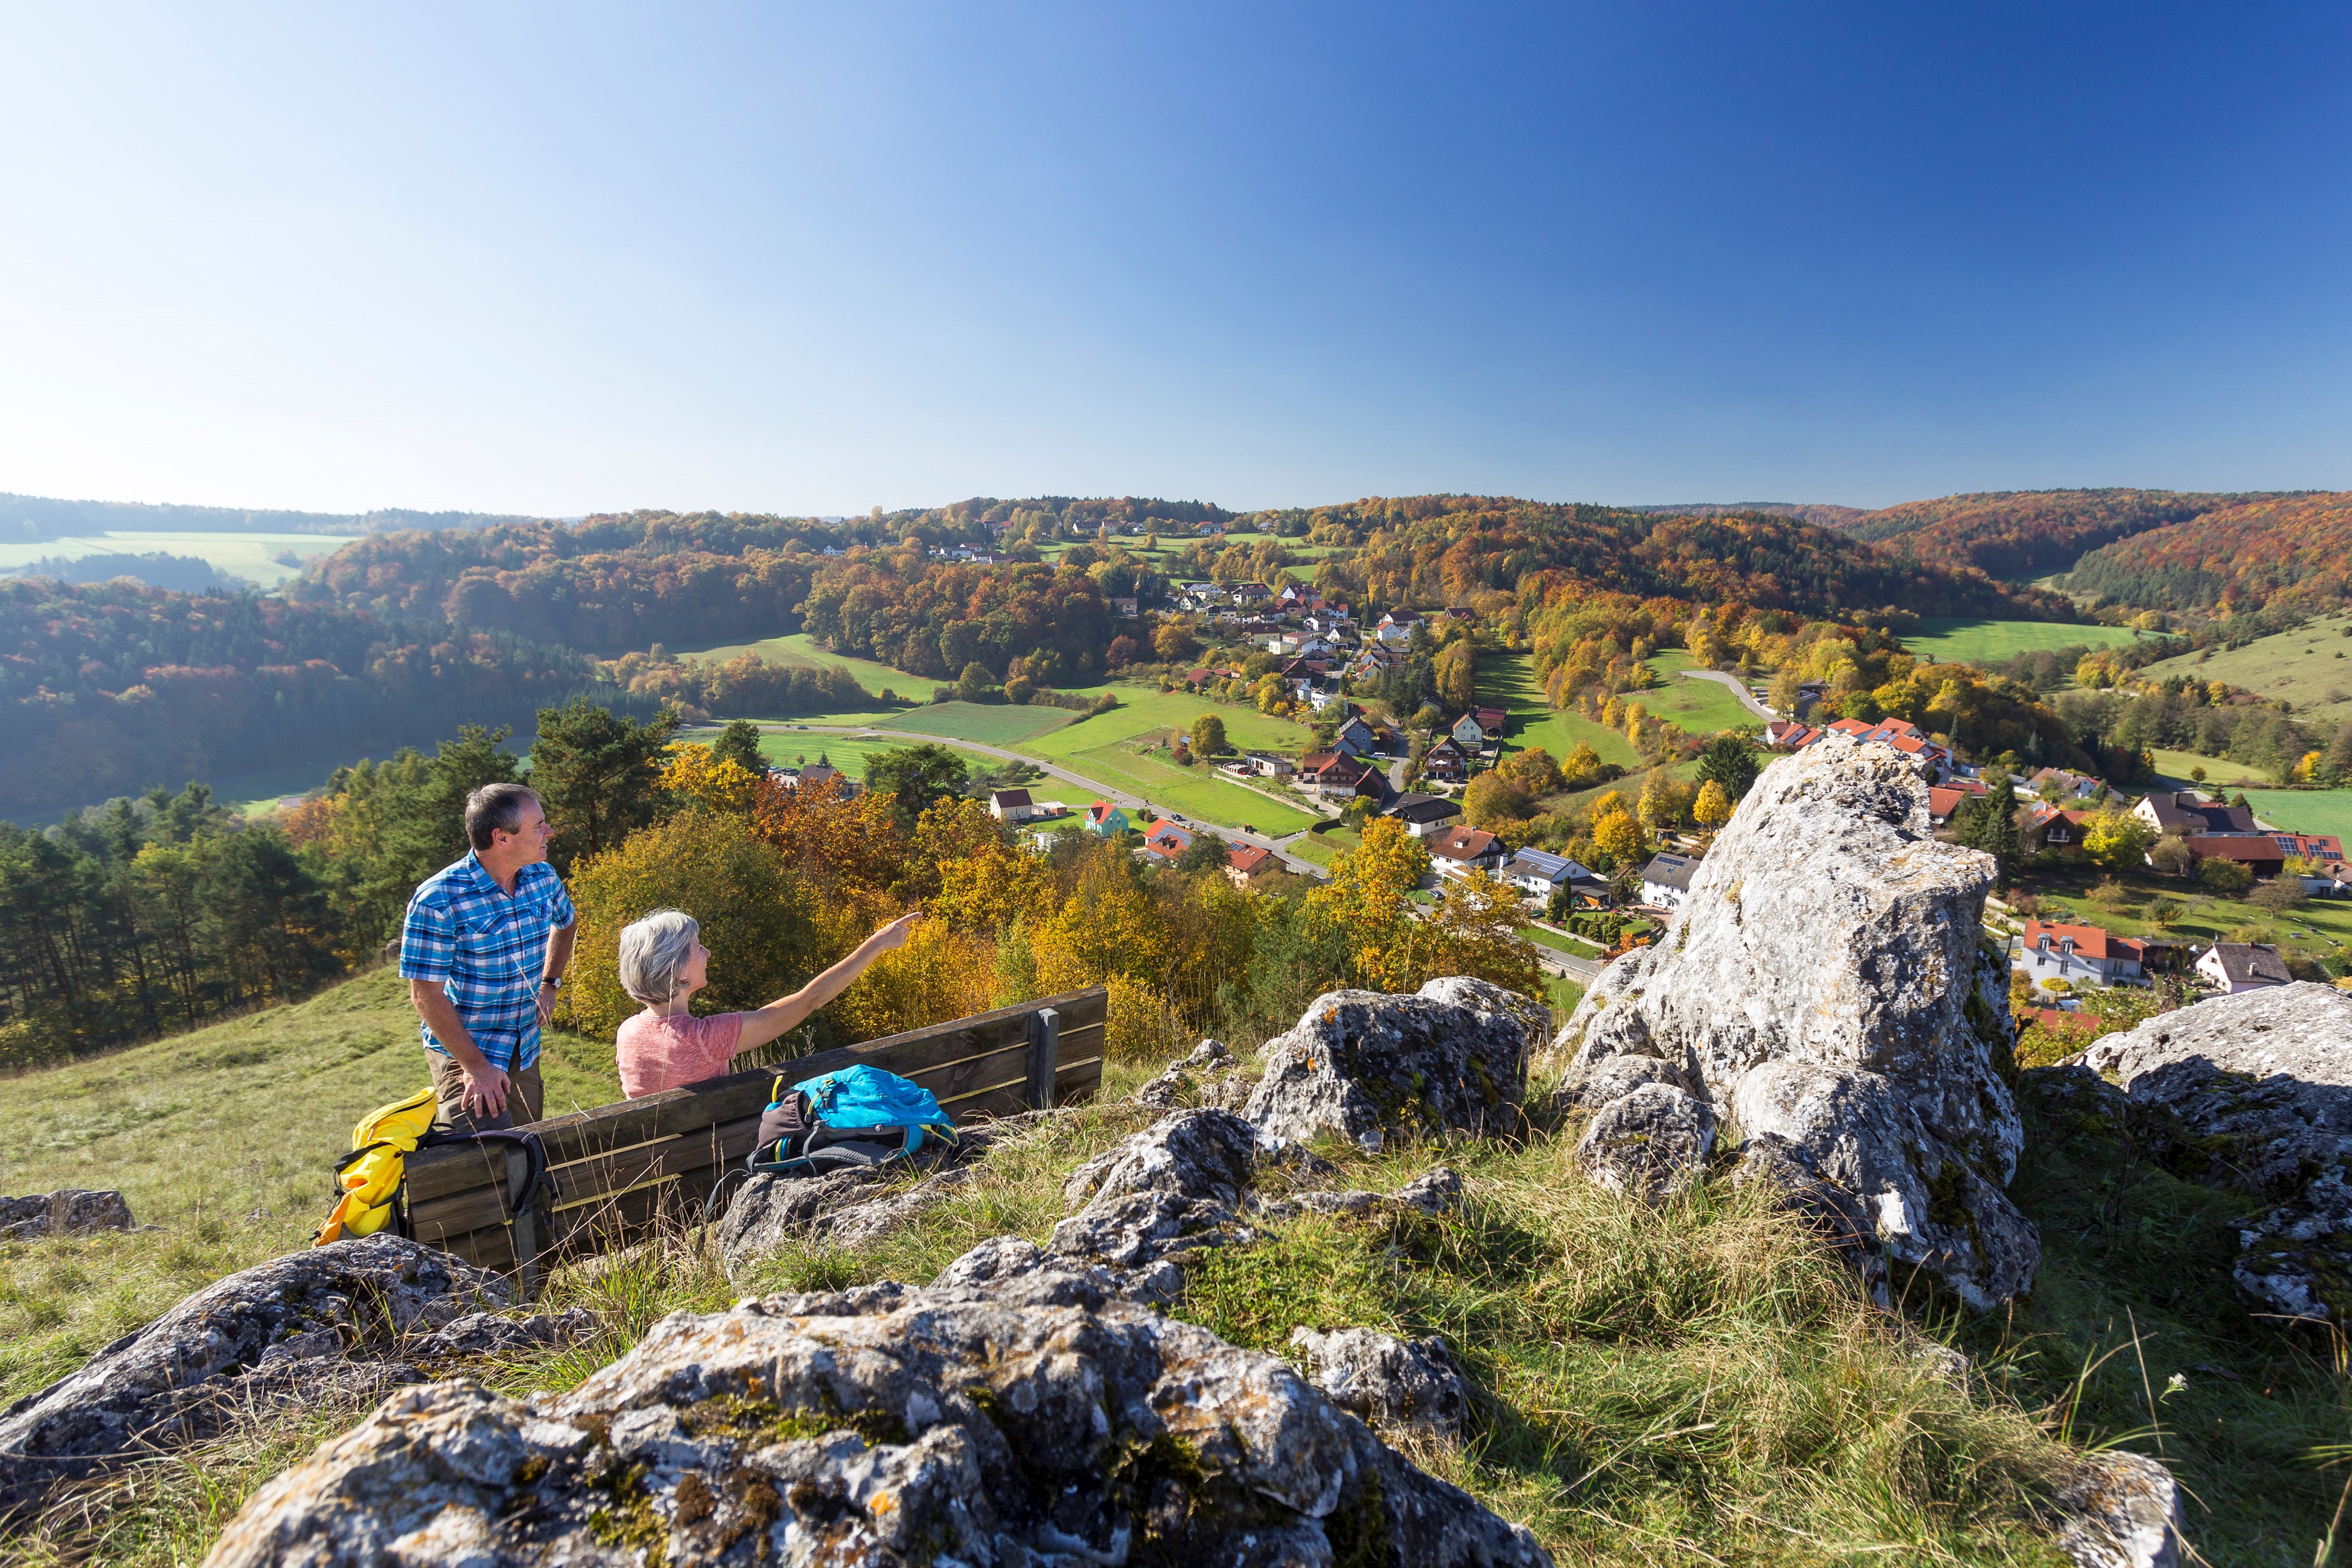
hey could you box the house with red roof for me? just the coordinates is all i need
[1224,843,1276,886]
[2017,920,2145,987]
[1425,824,1507,879]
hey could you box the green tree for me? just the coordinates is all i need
[712,719,765,776]
[531,700,680,876]
[956,661,993,703]
[866,744,972,831]
[1952,792,2021,873]
[1697,733,1761,800]
[1190,713,1228,756]
[1175,835,1231,876]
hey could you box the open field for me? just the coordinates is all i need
[1639,651,1759,733]
[2240,789,2352,842]
[1053,738,1320,833]
[883,700,1073,745]
[1901,616,2142,665]
[0,529,356,590]
[2140,612,2352,727]
[1480,653,1645,769]
[1290,824,1362,869]
[2015,860,2352,979]
[671,632,926,699]
[2146,748,2277,789]
[1011,688,1324,832]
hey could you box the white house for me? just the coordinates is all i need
[1425,824,1507,879]
[988,788,1042,824]
[1638,853,1699,911]
[2014,920,2145,987]
[2195,942,2292,994]
[1374,609,1421,647]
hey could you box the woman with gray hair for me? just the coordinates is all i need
[612,907,916,1098]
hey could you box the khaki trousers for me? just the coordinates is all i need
[425,1051,546,1134]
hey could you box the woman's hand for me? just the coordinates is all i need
[868,910,920,954]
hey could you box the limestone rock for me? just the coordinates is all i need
[1557,1053,1693,1110]
[1245,977,1543,1150]
[1288,1326,1473,1441]
[203,1263,1555,1568]
[1575,1083,1716,1202]
[1135,1037,1258,1113]
[2078,983,2352,1322]
[715,1113,1049,1282]
[413,1308,599,1362]
[1048,1187,1262,1268]
[1061,1106,1267,1211]
[2052,1449,2183,1568]
[1548,737,2037,1309]
[1730,1133,1891,1308]
[1395,1165,1468,1215]
[1258,1164,1469,1224]
[0,1188,134,1240]
[0,1234,504,1514]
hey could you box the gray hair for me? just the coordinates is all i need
[617,909,699,1004]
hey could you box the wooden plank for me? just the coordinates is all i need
[1027,1008,1059,1112]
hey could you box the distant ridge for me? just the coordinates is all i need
[1626,501,1870,529]
[0,491,538,544]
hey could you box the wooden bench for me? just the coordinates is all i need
[400,986,1108,1287]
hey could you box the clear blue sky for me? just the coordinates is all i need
[1,4,2346,516]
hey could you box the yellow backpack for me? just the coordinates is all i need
[314,1087,440,1246]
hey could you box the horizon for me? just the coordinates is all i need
[3,5,2349,514]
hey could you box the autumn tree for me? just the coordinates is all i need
[712,719,766,776]
[1434,640,1477,713]
[660,742,765,818]
[1303,817,1430,992]
[1463,772,1533,831]
[1693,779,1731,834]
[1591,803,1647,869]
[1154,619,1201,663]
[866,744,971,832]
[1190,714,1228,756]
[1416,869,1540,997]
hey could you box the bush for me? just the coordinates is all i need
[2197,857,2254,895]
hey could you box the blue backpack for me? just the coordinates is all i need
[748,1064,957,1176]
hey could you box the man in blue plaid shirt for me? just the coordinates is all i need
[400,782,577,1132]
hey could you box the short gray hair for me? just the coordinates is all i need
[617,909,699,1004]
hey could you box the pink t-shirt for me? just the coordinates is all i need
[616,1009,748,1098]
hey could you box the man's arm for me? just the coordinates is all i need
[535,919,577,1028]
[409,979,510,1120]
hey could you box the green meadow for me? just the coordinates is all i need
[1479,652,1643,768]
[2139,612,2352,727]
[1639,650,1760,733]
[1901,616,2141,665]
[0,529,356,590]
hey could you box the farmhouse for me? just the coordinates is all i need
[1421,737,1469,783]
[1382,792,1461,837]
[1085,802,1130,837]
[1223,843,1275,886]
[1502,847,1603,903]
[2133,791,2263,838]
[2195,941,2293,994]
[2183,835,2287,877]
[1638,852,1700,911]
[1425,824,1507,879]
[988,788,1040,823]
[1143,820,1195,860]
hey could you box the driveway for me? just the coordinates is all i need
[1676,668,1775,722]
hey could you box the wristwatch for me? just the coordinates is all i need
[541,976,564,990]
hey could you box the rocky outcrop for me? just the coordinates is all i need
[2052,1450,2183,1568]
[1557,1053,1694,1110]
[204,1255,1554,1568]
[1574,1083,1716,1202]
[1730,1133,1891,1308]
[413,1308,599,1361]
[1135,1037,1259,1113]
[0,1188,135,1240]
[1549,736,2037,1310]
[2076,982,2352,1322]
[1246,977,1546,1149]
[1289,1326,1474,1442]
[715,1113,1052,1282]
[0,1234,506,1515]
[1049,1108,1282,1270]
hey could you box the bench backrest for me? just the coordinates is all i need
[400,985,1108,1284]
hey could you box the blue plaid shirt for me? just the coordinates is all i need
[399,853,576,1072]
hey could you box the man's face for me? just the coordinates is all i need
[495,800,554,865]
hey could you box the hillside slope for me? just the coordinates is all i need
[1837,489,2277,580]
[2063,491,2352,613]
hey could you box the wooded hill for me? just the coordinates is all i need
[0,490,527,544]
[2062,491,2352,614]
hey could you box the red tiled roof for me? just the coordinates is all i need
[2024,920,2144,962]
[1927,786,1971,819]
[2185,835,2285,864]
[1425,825,1502,861]
[1227,844,1274,876]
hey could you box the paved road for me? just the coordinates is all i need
[1677,668,1775,722]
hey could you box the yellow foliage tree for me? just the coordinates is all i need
[660,742,764,818]
[1463,772,1533,831]
[1303,817,1430,992]
[827,917,1001,1044]
[1693,778,1731,833]
[1592,807,1647,868]
[1416,869,1541,998]
[1032,842,1173,996]
[2080,808,2154,869]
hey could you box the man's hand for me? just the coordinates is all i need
[462,1063,512,1120]
[535,984,558,1029]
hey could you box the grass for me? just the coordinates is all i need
[884,700,1074,745]
[2146,748,2280,790]
[2237,789,2352,842]
[1640,650,1761,733]
[1902,617,2144,665]
[669,631,922,699]
[1481,653,1645,769]
[1016,688,1324,833]
[2139,613,2352,727]
[730,730,1001,780]
[3,967,2338,1566]
[0,530,356,591]
[0,967,625,1406]
[1523,923,1603,958]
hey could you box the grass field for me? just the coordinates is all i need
[717,730,996,781]
[1479,653,1645,769]
[2239,789,2352,842]
[1901,616,2142,665]
[0,530,357,590]
[2147,747,2277,789]
[2140,612,2352,727]
[671,632,927,700]
[1639,651,1761,733]
[1290,825,1362,869]
[881,700,1073,745]
[1012,688,1324,833]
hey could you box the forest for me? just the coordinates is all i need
[799,549,1120,684]
[1836,488,2269,580]
[1266,496,2065,621]
[0,490,525,544]
[2061,491,2352,614]
[0,578,645,819]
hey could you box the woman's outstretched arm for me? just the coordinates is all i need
[734,912,919,1053]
